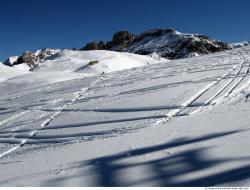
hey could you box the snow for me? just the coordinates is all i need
[0,47,250,186]
[0,63,30,82]
[35,49,167,75]
[231,41,250,48]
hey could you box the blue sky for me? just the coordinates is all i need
[0,0,250,61]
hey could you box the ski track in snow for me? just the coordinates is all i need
[155,56,249,124]
[0,80,99,158]
[0,48,250,159]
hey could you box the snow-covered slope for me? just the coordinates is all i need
[35,50,165,75]
[0,63,30,82]
[0,50,167,85]
[1,47,250,186]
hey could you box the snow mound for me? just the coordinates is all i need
[0,63,30,82]
[34,50,168,76]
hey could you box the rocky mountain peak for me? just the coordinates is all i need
[80,28,232,59]
[3,48,60,69]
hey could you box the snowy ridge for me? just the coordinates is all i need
[231,41,250,48]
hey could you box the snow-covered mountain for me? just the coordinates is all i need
[35,50,166,74]
[1,46,250,186]
[231,41,250,48]
[1,29,233,69]
[83,29,232,59]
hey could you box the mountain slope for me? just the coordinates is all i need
[0,47,250,186]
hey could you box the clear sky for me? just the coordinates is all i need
[0,0,250,61]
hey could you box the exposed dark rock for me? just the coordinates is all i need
[81,41,106,51]
[17,51,37,66]
[81,41,99,50]
[111,31,134,45]
[88,60,99,65]
[98,41,106,50]
[105,31,135,50]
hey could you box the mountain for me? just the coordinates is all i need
[82,29,232,59]
[2,29,232,68]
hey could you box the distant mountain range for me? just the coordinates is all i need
[2,28,249,68]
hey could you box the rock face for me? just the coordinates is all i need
[81,41,106,51]
[17,51,37,66]
[106,31,135,51]
[81,29,232,59]
[81,31,135,51]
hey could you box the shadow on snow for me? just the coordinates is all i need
[42,129,250,186]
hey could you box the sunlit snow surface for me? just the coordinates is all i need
[1,47,250,186]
